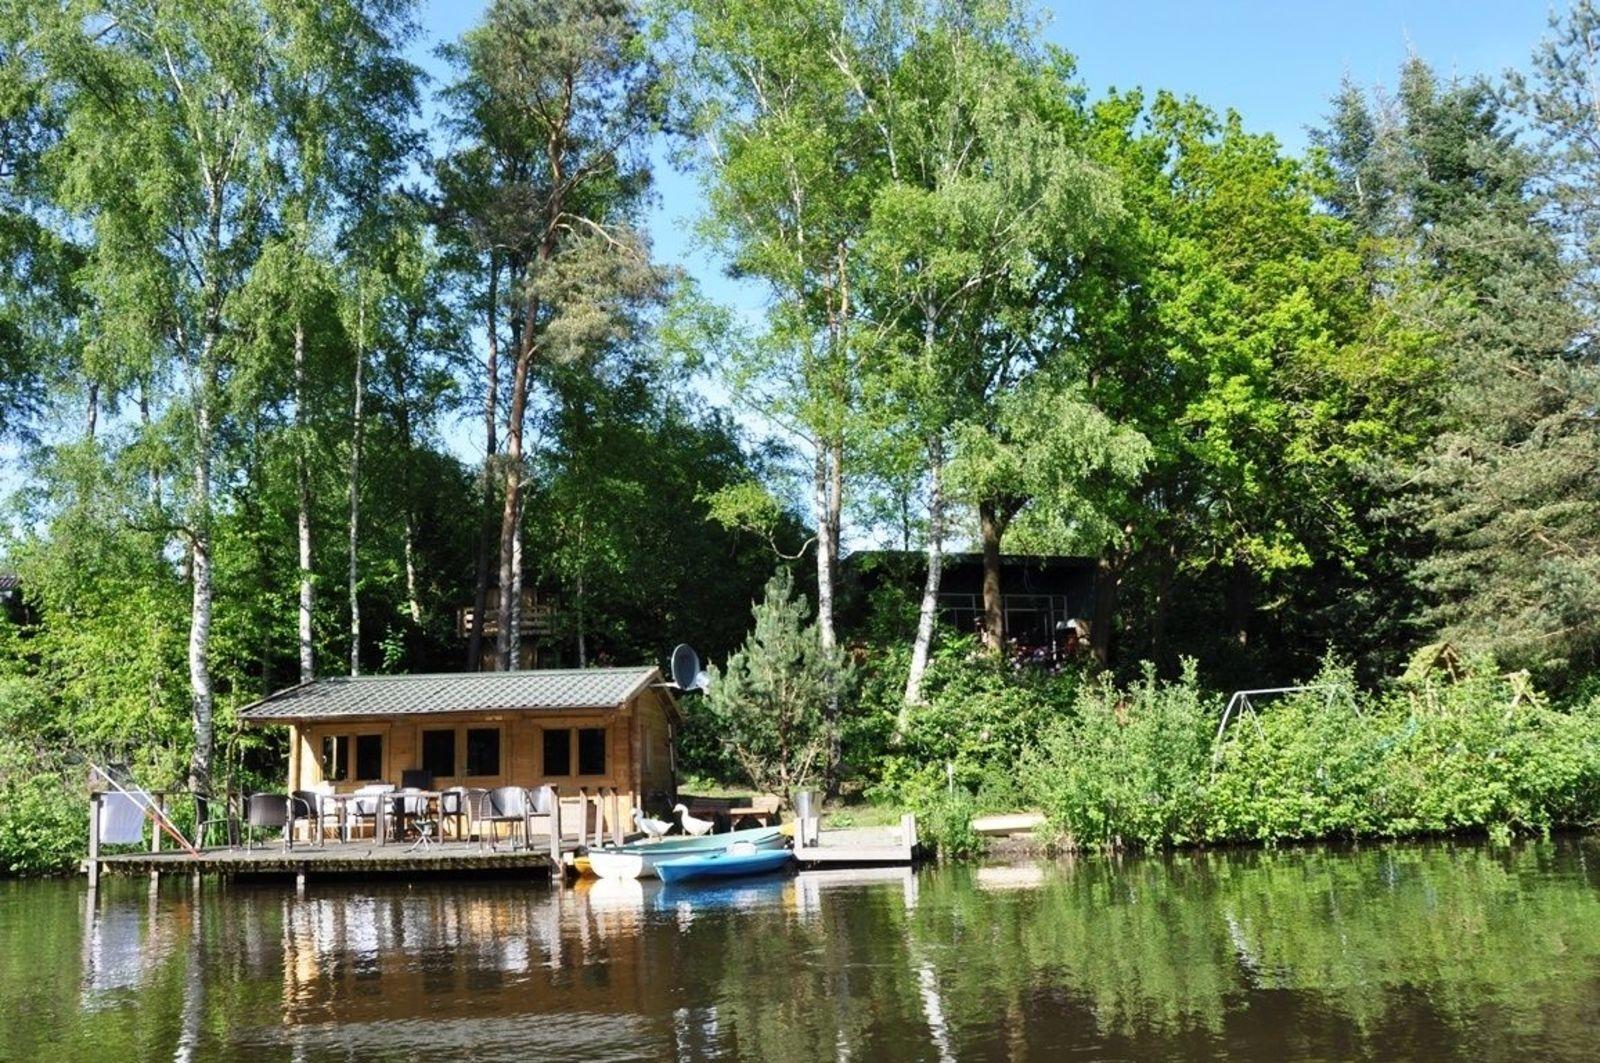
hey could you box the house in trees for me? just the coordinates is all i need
[0,572,31,628]
[456,586,564,670]
[843,551,1097,659]
[241,667,680,823]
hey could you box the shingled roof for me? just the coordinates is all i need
[240,667,661,723]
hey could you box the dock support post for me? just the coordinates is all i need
[295,868,306,897]
[87,790,102,892]
[901,813,918,856]
[548,790,562,863]
[610,788,623,847]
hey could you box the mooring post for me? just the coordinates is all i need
[610,788,623,847]
[548,789,562,863]
[87,789,102,892]
[901,812,918,855]
[295,868,306,897]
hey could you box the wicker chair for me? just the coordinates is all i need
[290,789,341,846]
[245,793,307,852]
[346,784,395,842]
[440,786,485,841]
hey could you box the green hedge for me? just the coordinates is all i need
[1022,659,1600,851]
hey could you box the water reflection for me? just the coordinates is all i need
[6,839,1600,1060]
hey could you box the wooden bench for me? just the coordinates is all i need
[727,794,782,828]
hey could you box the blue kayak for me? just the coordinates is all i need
[654,846,794,884]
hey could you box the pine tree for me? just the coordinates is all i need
[704,569,849,800]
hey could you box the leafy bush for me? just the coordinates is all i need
[0,767,85,875]
[894,773,983,859]
[1016,655,1600,851]
[870,639,1086,799]
[1022,662,1212,849]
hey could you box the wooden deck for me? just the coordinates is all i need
[92,839,573,880]
[793,814,920,866]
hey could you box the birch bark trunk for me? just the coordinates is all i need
[901,438,945,715]
[294,317,314,682]
[347,294,365,676]
[188,344,216,798]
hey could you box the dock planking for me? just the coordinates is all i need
[93,840,570,879]
[793,814,920,866]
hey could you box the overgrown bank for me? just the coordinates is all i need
[861,655,1600,858]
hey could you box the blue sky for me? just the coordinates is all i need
[412,0,1557,314]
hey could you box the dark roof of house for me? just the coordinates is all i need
[845,550,1096,570]
[240,667,662,723]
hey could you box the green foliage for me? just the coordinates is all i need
[702,569,850,798]
[1017,657,1600,851]
[870,641,1086,798]
[0,767,82,876]
[899,776,982,860]
[1024,662,1212,849]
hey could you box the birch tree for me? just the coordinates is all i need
[839,5,1119,706]
[665,0,882,659]
[264,0,418,682]
[38,0,282,796]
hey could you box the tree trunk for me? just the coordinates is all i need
[979,499,1005,653]
[1151,543,1175,676]
[902,438,945,716]
[1227,555,1252,648]
[294,317,315,683]
[468,252,499,670]
[510,492,524,668]
[815,441,843,794]
[139,378,160,508]
[575,567,587,668]
[391,341,422,627]
[348,294,365,677]
[1090,550,1119,666]
[188,392,215,798]
[497,350,531,672]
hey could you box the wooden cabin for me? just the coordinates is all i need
[239,667,680,829]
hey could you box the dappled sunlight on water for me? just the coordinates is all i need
[5,840,1600,1060]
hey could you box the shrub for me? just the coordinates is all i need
[0,768,85,875]
[1022,662,1212,850]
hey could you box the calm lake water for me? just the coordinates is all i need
[4,840,1600,1061]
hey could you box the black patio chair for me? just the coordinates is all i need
[192,791,240,849]
[477,787,531,852]
[245,793,308,852]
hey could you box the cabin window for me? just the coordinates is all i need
[542,728,572,777]
[422,729,456,779]
[577,727,607,776]
[321,735,349,782]
[466,727,501,777]
[354,734,383,781]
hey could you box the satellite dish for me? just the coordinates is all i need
[670,643,711,694]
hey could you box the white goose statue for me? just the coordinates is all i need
[673,803,715,837]
[632,806,672,841]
